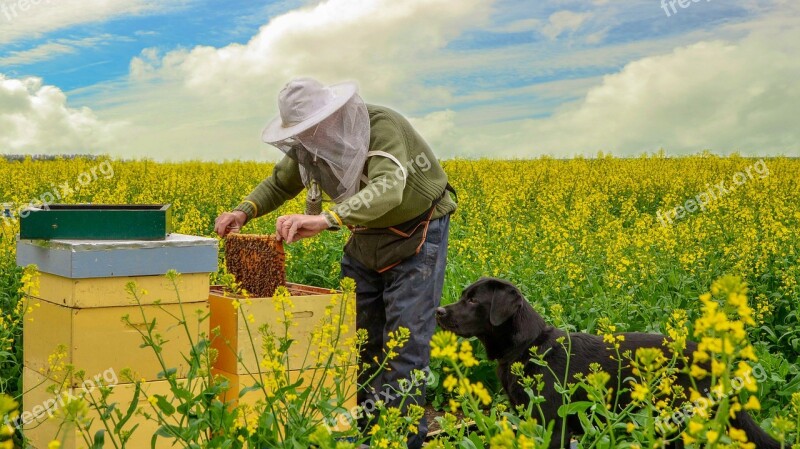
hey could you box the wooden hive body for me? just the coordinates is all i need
[209,283,357,432]
[21,368,182,449]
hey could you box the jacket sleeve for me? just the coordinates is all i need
[234,155,305,220]
[326,116,408,226]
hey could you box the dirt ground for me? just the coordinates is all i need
[424,404,467,435]
[425,405,446,434]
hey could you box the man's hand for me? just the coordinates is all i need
[276,214,328,243]
[215,211,248,237]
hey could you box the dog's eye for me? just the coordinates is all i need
[467,297,476,304]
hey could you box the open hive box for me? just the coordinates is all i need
[210,234,357,428]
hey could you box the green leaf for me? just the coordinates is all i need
[157,368,178,379]
[99,402,117,420]
[596,436,612,449]
[191,339,208,356]
[91,429,105,449]
[153,394,175,416]
[458,436,479,449]
[239,382,263,398]
[120,423,139,445]
[171,385,193,401]
[279,338,295,354]
[578,410,594,433]
[557,401,593,418]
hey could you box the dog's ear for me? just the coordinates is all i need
[487,279,524,326]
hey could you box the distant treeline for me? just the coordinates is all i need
[2,154,102,162]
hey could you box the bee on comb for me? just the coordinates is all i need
[224,233,286,297]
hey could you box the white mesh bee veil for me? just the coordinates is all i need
[298,95,369,202]
[276,95,370,203]
[263,79,371,204]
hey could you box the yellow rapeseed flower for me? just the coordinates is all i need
[430,331,458,362]
[630,383,649,403]
[743,395,760,411]
[443,375,457,392]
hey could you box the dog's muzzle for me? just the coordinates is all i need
[435,307,452,329]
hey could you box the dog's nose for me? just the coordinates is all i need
[436,307,446,317]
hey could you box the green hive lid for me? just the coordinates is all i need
[19,204,172,240]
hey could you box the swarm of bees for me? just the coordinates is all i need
[224,233,286,297]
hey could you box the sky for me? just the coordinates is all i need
[0,0,798,161]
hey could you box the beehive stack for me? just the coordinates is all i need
[224,233,285,297]
[16,234,218,449]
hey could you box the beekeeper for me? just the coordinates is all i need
[214,77,456,448]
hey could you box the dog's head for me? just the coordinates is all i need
[437,278,550,361]
[436,277,528,337]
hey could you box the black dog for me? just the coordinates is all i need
[435,277,779,449]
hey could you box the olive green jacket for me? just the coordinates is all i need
[235,104,456,228]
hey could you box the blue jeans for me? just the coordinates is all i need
[341,214,450,449]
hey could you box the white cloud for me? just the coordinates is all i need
[445,28,800,157]
[541,10,591,40]
[498,17,541,33]
[0,35,124,66]
[0,74,121,153]
[65,0,800,160]
[584,29,608,45]
[129,0,491,102]
[0,42,75,66]
[0,0,191,45]
[81,0,493,160]
[408,110,457,153]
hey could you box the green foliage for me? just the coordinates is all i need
[0,227,25,398]
[2,157,799,447]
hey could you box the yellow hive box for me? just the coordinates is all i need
[209,284,355,375]
[36,272,210,308]
[212,367,358,432]
[25,298,208,382]
[22,367,182,449]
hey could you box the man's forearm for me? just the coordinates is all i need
[234,156,304,220]
[234,178,289,220]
